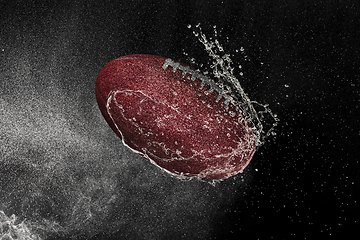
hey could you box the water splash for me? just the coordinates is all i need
[0,211,42,240]
[186,24,279,146]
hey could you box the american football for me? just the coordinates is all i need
[95,54,256,180]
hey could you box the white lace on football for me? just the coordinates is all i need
[162,58,232,107]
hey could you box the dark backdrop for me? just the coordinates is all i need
[1,1,358,240]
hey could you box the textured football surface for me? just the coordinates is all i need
[95,54,256,179]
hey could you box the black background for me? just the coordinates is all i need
[1,1,359,240]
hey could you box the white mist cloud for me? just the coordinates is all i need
[0,53,245,240]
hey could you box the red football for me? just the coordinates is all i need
[95,54,256,180]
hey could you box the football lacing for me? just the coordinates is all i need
[162,58,232,107]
